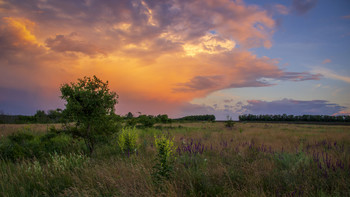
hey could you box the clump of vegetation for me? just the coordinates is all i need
[152,135,176,183]
[137,115,156,128]
[0,127,85,161]
[225,116,235,128]
[0,109,64,124]
[48,152,89,172]
[175,114,215,122]
[117,127,139,154]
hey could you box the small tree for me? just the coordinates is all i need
[60,76,118,154]
[125,112,134,119]
[152,135,176,183]
[137,115,156,128]
[34,110,49,123]
[225,115,235,128]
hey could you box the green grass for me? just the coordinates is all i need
[0,122,350,196]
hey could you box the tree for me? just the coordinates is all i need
[137,115,156,128]
[225,115,235,128]
[157,114,171,124]
[47,108,63,123]
[125,112,134,119]
[34,110,49,123]
[60,76,118,154]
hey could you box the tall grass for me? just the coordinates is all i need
[0,122,349,196]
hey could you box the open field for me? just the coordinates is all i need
[1,122,350,196]
[0,124,63,138]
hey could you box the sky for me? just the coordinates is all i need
[0,0,349,120]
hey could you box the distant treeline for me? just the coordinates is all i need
[124,113,215,127]
[0,109,64,124]
[0,111,216,124]
[174,114,216,122]
[239,114,350,122]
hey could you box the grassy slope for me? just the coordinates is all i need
[0,122,349,196]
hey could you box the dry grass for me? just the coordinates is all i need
[1,122,349,196]
[168,122,350,152]
[0,124,63,137]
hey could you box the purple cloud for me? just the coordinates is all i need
[45,33,106,57]
[178,99,347,120]
[174,75,223,92]
[240,99,345,115]
[292,0,318,15]
[279,72,322,81]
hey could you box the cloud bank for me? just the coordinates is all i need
[0,0,326,116]
[240,99,345,116]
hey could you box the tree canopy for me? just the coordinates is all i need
[60,76,118,154]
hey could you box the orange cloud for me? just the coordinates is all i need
[0,0,321,116]
[1,17,39,45]
[332,111,350,116]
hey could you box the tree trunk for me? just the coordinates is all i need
[85,124,94,155]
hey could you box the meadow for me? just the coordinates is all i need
[0,122,349,196]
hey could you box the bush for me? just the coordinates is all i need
[137,115,156,128]
[41,133,84,155]
[152,135,176,183]
[48,152,89,172]
[125,118,137,128]
[1,130,39,160]
[225,116,235,128]
[7,127,34,144]
[117,127,139,154]
[0,128,85,161]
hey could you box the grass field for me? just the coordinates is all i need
[1,122,349,196]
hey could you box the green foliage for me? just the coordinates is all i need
[125,112,134,119]
[0,109,63,124]
[48,152,89,172]
[152,135,176,183]
[125,118,137,128]
[41,132,85,155]
[0,122,349,196]
[117,127,139,154]
[1,128,38,160]
[156,114,171,124]
[176,114,216,122]
[137,115,156,128]
[273,151,311,171]
[0,127,85,161]
[225,116,235,128]
[8,127,34,144]
[60,75,119,154]
[47,108,64,123]
[34,110,49,123]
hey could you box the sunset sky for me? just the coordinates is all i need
[0,0,349,120]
